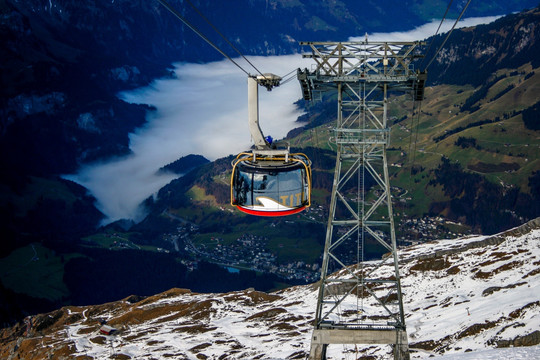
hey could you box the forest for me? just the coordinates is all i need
[429,157,540,234]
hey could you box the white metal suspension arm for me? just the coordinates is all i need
[247,74,282,150]
[247,76,267,149]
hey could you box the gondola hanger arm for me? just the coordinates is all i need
[247,74,282,150]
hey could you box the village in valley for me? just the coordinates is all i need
[162,223,321,283]
[156,210,471,285]
[88,202,472,286]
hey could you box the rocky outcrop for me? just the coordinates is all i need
[494,330,540,347]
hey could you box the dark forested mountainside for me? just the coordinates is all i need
[158,154,210,175]
[1,0,537,178]
[423,7,540,86]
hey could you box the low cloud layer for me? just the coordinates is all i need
[67,55,312,224]
[350,15,501,42]
[121,56,313,161]
[67,16,501,224]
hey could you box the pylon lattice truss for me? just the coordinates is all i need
[298,40,425,359]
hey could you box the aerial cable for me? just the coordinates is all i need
[156,0,250,76]
[433,0,454,37]
[280,68,297,80]
[403,98,422,245]
[421,0,453,69]
[411,101,423,168]
[280,73,298,86]
[423,0,472,71]
[279,68,303,86]
[406,100,417,167]
[405,97,423,174]
[184,0,267,79]
[407,0,471,173]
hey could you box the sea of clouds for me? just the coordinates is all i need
[66,16,501,225]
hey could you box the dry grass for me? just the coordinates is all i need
[110,354,132,359]
[269,322,298,331]
[174,325,217,334]
[410,339,438,350]
[136,288,192,306]
[508,301,540,319]
[482,282,526,296]
[189,342,212,353]
[457,321,498,339]
[523,267,540,279]
[245,308,287,321]
[410,257,452,271]
[474,260,524,279]
[223,290,281,306]
[90,336,107,344]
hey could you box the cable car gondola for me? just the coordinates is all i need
[231,151,311,216]
[230,75,312,217]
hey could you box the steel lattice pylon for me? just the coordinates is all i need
[298,40,425,360]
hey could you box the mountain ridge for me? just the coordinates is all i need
[1,217,538,359]
[1,0,538,178]
[1,1,539,329]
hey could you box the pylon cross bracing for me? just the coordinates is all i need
[298,40,425,360]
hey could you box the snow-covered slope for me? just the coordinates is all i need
[1,219,539,359]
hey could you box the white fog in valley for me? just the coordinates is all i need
[66,16,501,224]
[67,55,312,224]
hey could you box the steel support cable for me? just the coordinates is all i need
[360,80,367,318]
[184,0,267,78]
[156,0,250,76]
[421,0,454,69]
[281,68,297,80]
[404,99,423,171]
[423,0,472,71]
[403,98,418,246]
[279,68,300,86]
[280,73,298,86]
[406,99,418,173]
[356,84,361,282]
[412,0,457,164]
[411,101,423,167]
[405,100,423,243]
[356,135,362,321]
